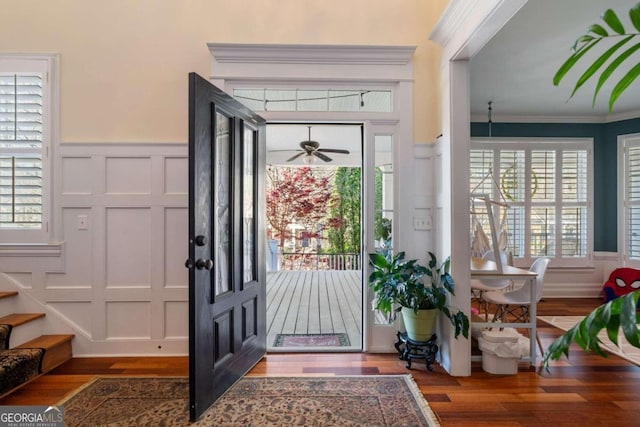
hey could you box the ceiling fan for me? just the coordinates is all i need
[286,126,350,163]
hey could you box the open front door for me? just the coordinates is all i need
[186,73,266,421]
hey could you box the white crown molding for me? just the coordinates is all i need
[208,43,416,65]
[430,0,527,60]
[470,111,640,124]
[430,0,486,48]
[606,109,640,123]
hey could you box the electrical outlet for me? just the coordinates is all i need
[77,215,89,230]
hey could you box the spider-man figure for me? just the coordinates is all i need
[602,268,640,303]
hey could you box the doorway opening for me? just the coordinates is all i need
[265,123,363,351]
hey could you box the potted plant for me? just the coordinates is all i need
[368,251,469,341]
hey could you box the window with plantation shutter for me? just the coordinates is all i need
[0,56,54,244]
[470,138,593,267]
[622,135,640,262]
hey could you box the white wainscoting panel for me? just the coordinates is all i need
[106,301,152,339]
[61,157,92,194]
[48,143,189,355]
[164,301,189,339]
[47,302,92,337]
[106,207,152,288]
[46,208,93,289]
[164,207,188,288]
[164,157,188,195]
[105,157,152,194]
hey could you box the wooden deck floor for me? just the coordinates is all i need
[266,270,362,351]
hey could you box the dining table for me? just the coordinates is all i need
[470,257,539,366]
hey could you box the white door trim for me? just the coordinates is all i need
[208,44,417,352]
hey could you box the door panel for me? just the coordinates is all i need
[187,72,266,421]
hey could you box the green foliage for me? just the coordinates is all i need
[545,2,640,369]
[328,167,361,253]
[374,168,388,240]
[543,290,640,370]
[553,2,640,111]
[368,251,469,339]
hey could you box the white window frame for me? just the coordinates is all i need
[619,133,640,268]
[471,137,594,268]
[0,54,58,245]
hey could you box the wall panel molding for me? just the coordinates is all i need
[17,142,191,355]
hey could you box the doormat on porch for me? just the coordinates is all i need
[273,333,350,347]
[57,375,440,426]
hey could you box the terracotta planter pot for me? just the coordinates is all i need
[401,307,437,341]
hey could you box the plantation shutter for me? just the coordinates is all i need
[561,150,588,258]
[498,149,525,258]
[470,139,592,267]
[626,142,640,260]
[530,150,555,257]
[0,73,44,230]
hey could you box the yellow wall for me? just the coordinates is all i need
[0,0,448,143]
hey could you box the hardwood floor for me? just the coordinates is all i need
[2,298,638,426]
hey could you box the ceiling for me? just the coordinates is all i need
[470,0,640,121]
[266,124,363,166]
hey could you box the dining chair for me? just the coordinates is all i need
[470,250,513,320]
[483,257,551,352]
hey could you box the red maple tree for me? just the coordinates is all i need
[266,166,340,253]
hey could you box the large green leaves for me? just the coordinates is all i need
[554,3,640,112]
[368,250,469,339]
[543,290,640,370]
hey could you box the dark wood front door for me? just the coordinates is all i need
[186,73,266,421]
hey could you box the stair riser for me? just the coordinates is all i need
[0,299,15,317]
[9,318,45,349]
[41,341,73,372]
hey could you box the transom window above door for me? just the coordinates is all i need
[233,88,392,113]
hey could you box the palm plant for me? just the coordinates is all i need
[553,2,640,112]
[543,292,640,368]
[545,2,640,368]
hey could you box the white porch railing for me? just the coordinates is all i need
[280,252,361,271]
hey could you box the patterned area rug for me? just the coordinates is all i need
[58,375,440,426]
[539,315,640,365]
[273,333,350,347]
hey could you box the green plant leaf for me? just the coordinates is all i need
[620,292,640,347]
[593,40,640,106]
[609,62,640,111]
[589,24,608,37]
[428,251,437,269]
[606,312,621,345]
[571,35,634,98]
[631,3,640,32]
[369,252,388,268]
[553,39,601,86]
[572,35,595,52]
[441,273,455,294]
[603,8,625,35]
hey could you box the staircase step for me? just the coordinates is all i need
[0,313,45,328]
[0,291,18,300]
[17,334,74,372]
